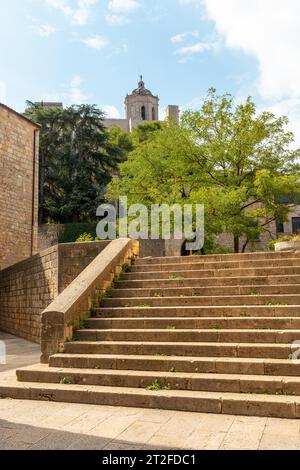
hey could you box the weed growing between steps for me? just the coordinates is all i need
[60,376,75,385]
[122,263,132,273]
[146,380,172,391]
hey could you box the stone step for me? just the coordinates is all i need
[131,258,300,273]
[87,317,300,330]
[109,284,300,298]
[64,341,297,359]
[122,266,300,280]
[1,379,300,418]
[96,305,300,318]
[76,328,300,344]
[49,354,300,377]
[16,365,300,396]
[137,251,299,265]
[101,294,300,308]
[117,275,300,289]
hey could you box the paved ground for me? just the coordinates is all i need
[1,332,300,450]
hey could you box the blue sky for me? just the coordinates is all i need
[1,0,300,142]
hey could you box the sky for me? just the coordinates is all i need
[1,0,300,142]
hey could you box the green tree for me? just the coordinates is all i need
[107,89,300,252]
[25,103,124,223]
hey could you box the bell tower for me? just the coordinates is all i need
[125,76,159,132]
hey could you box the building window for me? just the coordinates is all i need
[152,107,155,121]
[141,106,146,120]
[276,222,284,233]
[292,217,300,233]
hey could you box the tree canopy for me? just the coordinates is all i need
[25,103,126,223]
[107,89,300,252]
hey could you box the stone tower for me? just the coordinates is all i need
[125,76,159,132]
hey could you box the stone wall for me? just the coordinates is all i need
[0,241,110,344]
[38,224,61,252]
[0,104,40,270]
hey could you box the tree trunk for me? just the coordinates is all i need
[234,236,239,253]
[242,239,249,253]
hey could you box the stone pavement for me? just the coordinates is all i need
[1,332,300,450]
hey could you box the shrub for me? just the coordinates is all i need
[268,235,300,251]
[76,232,95,242]
[58,223,98,243]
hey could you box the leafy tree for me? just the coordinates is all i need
[107,89,300,252]
[25,103,124,223]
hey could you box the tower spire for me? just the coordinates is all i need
[138,75,144,88]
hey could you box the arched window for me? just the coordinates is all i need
[152,107,156,121]
[141,106,146,120]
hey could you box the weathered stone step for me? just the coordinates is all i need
[1,379,300,418]
[76,328,300,344]
[137,251,299,265]
[117,275,300,289]
[16,365,300,396]
[101,294,300,308]
[96,305,300,318]
[109,284,300,298]
[64,341,296,359]
[122,266,300,280]
[49,354,300,377]
[87,317,300,330]
[131,258,300,273]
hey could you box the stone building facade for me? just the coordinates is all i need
[0,104,40,270]
[105,77,179,132]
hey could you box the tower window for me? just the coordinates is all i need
[141,106,146,120]
[152,107,155,121]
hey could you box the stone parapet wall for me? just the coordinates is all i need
[0,241,111,344]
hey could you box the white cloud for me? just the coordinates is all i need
[44,75,89,105]
[171,31,199,44]
[37,24,57,37]
[46,0,98,26]
[0,81,6,103]
[202,0,300,101]
[105,14,129,25]
[101,105,121,118]
[200,0,300,144]
[108,0,140,13]
[82,34,107,50]
[176,41,218,55]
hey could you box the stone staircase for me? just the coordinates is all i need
[5,251,300,418]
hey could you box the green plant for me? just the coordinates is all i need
[60,376,75,385]
[240,312,251,317]
[146,380,172,391]
[90,307,98,318]
[76,232,95,242]
[268,235,300,251]
[163,383,172,390]
[169,367,176,373]
[146,380,162,391]
[58,223,98,243]
[122,263,132,273]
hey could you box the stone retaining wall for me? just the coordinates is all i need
[0,241,110,344]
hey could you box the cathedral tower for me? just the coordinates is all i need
[125,76,159,132]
